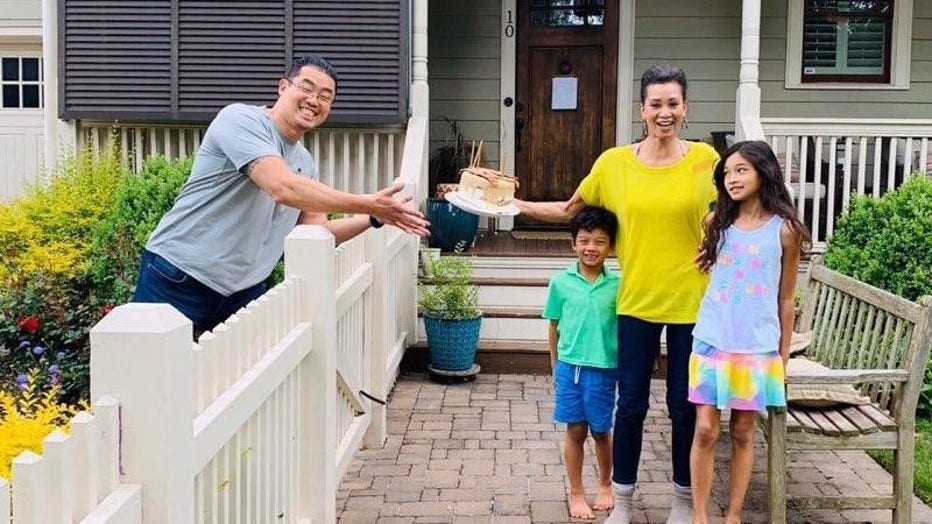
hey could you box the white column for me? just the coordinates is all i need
[411,0,429,205]
[285,225,338,524]
[90,303,195,524]
[41,0,58,172]
[735,0,765,140]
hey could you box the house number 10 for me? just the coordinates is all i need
[504,10,515,38]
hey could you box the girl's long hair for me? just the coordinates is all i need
[698,140,811,269]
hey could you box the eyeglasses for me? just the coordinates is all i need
[286,78,333,104]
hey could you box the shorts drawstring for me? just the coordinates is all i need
[574,364,581,385]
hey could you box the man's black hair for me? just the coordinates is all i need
[286,54,339,90]
[570,206,618,246]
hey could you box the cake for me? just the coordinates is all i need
[457,167,518,206]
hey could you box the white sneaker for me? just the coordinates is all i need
[666,483,693,524]
[603,483,635,524]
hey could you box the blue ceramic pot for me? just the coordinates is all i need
[426,198,479,252]
[424,315,481,371]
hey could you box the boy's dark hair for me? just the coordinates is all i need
[286,54,339,90]
[570,206,618,245]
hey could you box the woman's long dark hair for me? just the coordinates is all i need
[698,140,811,269]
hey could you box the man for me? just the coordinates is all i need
[134,54,429,334]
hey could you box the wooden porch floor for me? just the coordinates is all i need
[467,231,574,257]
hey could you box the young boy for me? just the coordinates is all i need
[543,206,620,520]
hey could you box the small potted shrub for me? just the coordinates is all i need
[418,253,482,375]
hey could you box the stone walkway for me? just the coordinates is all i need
[337,373,932,523]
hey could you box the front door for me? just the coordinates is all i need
[515,0,618,219]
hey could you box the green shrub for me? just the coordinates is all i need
[0,149,124,285]
[417,254,480,320]
[0,150,126,401]
[823,175,932,302]
[89,155,192,305]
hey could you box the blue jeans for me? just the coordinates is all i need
[133,250,266,335]
[613,315,695,487]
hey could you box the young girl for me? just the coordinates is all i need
[688,140,810,524]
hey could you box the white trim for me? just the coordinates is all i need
[784,0,912,90]
[616,0,635,145]
[498,0,517,231]
[760,117,932,137]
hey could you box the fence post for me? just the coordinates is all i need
[364,227,389,448]
[90,303,195,524]
[393,178,421,346]
[285,225,337,524]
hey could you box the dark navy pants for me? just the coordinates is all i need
[613,315,696,487]
[133,250,265,335]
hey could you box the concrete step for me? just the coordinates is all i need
[472,255,620,280]
[417,306,548,342]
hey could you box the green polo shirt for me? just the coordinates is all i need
[543,263,620,369]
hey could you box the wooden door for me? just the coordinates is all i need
[515,0,618,217]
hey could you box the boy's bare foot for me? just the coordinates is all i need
[723,516,741,524]
[568,493,595,519]
[593,484,614,510]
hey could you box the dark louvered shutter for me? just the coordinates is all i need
[294,1,409,124]
[60,0,409,124]
[60,0,172,119]
[177,1,286,120]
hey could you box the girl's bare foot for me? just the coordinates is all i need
[592,484,614,510]
[723,516,741,524]
[568,492,595,519]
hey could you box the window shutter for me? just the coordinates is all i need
[177,1,286,121]
[61,0,172,119]
[846,21,885,70]
[293,0,409,124]
[61,0,409,123]
[803,18,837,70]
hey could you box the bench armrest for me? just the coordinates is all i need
[786,368,909,385]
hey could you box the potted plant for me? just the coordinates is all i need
[418,252,482,376]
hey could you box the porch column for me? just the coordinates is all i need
[735,0,765,141]
[411,0,429,203]
[41,0,57,172]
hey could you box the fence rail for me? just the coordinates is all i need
[78,123,405,194]
[761,118,932,249]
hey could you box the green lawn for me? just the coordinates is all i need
[869,419,932,504]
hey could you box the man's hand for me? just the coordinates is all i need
[369,184,431,237]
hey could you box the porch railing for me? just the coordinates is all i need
[761,118,932,249]
[1,116,426,523]
[78,122,406,194]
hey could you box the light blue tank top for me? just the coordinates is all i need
[693,215,784,354]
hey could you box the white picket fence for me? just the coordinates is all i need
[761,118,932,249]
[0,115,427,523]
[78,122,405,195]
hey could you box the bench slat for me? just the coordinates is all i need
[819,409,861,437]
[788,409,823,434]
[785,368,908,385]
[838,405,881,434]
[856,404,897,431]
[805,410,842,436]
[810,264,922,322]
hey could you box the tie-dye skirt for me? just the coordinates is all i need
[687,338,786,412]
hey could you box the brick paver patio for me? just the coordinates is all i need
[337,373,932,523]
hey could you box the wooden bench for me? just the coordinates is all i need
[765,257,932,524]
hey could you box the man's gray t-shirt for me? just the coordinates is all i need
[146,103,317,296]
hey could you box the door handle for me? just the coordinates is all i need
[515,117,525,153]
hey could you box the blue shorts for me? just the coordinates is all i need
[553,360,617,433]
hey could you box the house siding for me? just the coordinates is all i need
[759,0,932,120]
[428,0,501,166]
[0,0,41,31]
[631,0,741,143]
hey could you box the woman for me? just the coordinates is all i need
[516,64,718,524]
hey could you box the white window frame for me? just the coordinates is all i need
[0,51,44,109]
[785,0,912,90]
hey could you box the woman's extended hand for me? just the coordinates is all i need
[694,247,712,273]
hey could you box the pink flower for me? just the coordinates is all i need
[18,316,40,333]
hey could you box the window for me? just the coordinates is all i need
[530,0,604,27]
[0,56,43,109]
[785,0,912,89]
[803,0,892,82]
